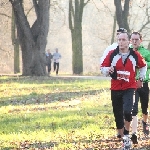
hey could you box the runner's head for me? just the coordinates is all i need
[130,32,142,50]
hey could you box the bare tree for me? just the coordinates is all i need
[69,0,90,74]
[9,0,50,76]
[135,0,150,49]
[114,0,130,32]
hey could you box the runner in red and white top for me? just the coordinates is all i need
[100,31,147,149]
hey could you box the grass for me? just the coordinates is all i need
[0,76,114,149]
[0,76,148,149]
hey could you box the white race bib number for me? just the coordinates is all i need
[117,71,130,82]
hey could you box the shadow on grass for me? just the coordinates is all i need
[0,75,110,107]
[0,76,105,84]
[0,88,110,107]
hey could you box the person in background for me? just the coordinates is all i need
[46,49,53,76]
[100,31,147,149]
[53,48,61,75]
[130,32,150,144]
[100,28,127,66]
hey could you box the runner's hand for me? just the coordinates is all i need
[136,80,143,88]
[109,66,114,74]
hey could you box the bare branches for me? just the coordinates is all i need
[26,6,34,16]
[134,0,150,34]
[0,1,9,6]
[84,0,90,7]
[99,0,113,16]
[139,17,150,33]
[0,13,11,18]
[91,0,113,17]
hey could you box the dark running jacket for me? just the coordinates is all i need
[100,46,147,90]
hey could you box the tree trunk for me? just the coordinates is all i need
[9,0,50,76]
[21,38,33,75]
[114,0,123,28]
[114,0,130,32]
[71,25,83,74]
[111,14,117,44]
[69,0,88,74]
[122,0,130,32]
[11,8,20,74]
[14,40,20,74]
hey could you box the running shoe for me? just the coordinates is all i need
[122,135,132,150]
[142,120,149,135]
[131,133,138,144]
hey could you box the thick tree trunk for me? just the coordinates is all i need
[29,0,49,76]
[9,0,50,76]
[21,38,33,75]
[30,45,46,76]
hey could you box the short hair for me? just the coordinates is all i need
[117,28,127,32]
[130,31,142,40]
[118,31,130,40]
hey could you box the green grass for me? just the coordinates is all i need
[0,76,117,149]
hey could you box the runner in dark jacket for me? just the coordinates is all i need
[46,49,53,76]
[130,32,150,144]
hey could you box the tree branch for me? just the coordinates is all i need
[10,0,34,44]
[26,6,34,16]
[139,17,150,33]
[84,0,90,7]
[0,13,11,18]
[138,2,150,33]
[99,0,113,17]
[32,0,39,18]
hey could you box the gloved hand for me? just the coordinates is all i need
[109,66,117,79]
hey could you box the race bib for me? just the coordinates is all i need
[117,71,130,82]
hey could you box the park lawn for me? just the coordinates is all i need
[0,76,118,149]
